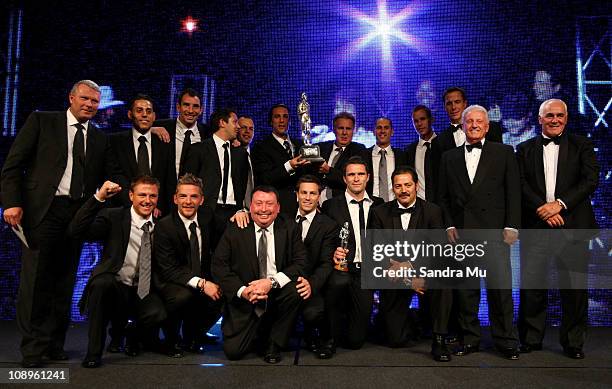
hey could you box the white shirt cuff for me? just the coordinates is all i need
[504,227,519,233]
[274,272,291,288]
[94,192,105,202]
[284,160,294,173]
[237,285,247,298]
[188,277,202,289]
[445,226,456,231]
[557,198,568,209]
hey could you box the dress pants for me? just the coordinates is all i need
[84,273,167,357]
[325,269,373,349]
[18,196,84,359]
[222,282,301,360]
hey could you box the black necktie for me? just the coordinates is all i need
[296,215,307,241]
[137,135,151,175]
[452,124,462,132]
[189,222,200,276]
[181,129,193,167]
[137,221,152,299]
[465,142,482,152]
[351,199,366,235]
[283,140,293,159]
[394,206,415,215]
[70,123,86,199]
[423,141,433,201]
[221,142,230,204]
[542,135,561,146]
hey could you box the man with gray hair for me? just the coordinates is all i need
[438,104,521,360]
[1,80,122,367]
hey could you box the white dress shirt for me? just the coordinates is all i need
[464,139,484,184]
[175,119,201,177]
[296,209,317,241]
[397,200,416,231]
[178,212,204,289]
[415,133,437,200]
[132,129,152,170]
[372,145,395,202]
[542,135,560,203]
[213,134,236,205]
[56,109,89,196]
[117,207,154,286]
[345,191,373,263]
[451,123,466,147]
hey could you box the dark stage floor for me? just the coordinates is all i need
[0,321,610,388]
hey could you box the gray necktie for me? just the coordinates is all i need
[245,151,254,208]
[137,221,152,299]
[255,228,268,317]
[379,149,388,201]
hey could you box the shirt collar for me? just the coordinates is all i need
[344,190,372,205]
[373,144,392,155]
[396,199,416,209]
[66,109,89,131]
[176,118,199,134]
[178,211,198,228]
[132,128,152,143]
[296,209,317,223]
[130,206,154,229]
[272,132,291,145]
[418,132,437,147]
[213,133,230,149]
[256,221,274,233]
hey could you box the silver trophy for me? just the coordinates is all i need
[297,92,324,162]
[335,222,350,271]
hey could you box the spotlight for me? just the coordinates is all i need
[181,16,199,33]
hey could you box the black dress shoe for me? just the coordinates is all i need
[431,335,451,362]
[184,341,206,354]
[518,343,543,353]
[264,343,281,364]
[445,335,459,345]
[124,342,140,357]
[106,337,124,353]
[47,349,69,361]
[564,347,585,359]
[453,344,479,356]
[81,355,101,368]
[499,347,520,360]
[22,356,43,368]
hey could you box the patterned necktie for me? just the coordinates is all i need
[70,123,86,199]
[137,135,151,175]
[137,221,152,299]
[283,140,293,159]
[189,222,200,275]
[379,149,389,201]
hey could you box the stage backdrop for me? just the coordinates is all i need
[0,0,610,325]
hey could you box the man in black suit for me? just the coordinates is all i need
[1,80,121,367]
[317,112,366,203]
[152,88,208,180]
[293,175,338,359]
[251,104,309,216]
[362,117,408,202]
[212,186,306,363]
[68,176,167,368]
[405,105,442,203]
[437,87,503,154]
[516,99,599,359]
[154,174,222,356]
[438,105,521,360]
[110,94,174,215]
[183,108,249,242]
[321,156,384,349]
[369,166,452,361]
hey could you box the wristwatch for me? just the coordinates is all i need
[269,277,280,289]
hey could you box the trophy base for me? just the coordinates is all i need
[334,262,349,272]
[299,145,325,163]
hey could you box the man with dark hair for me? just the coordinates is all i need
[516,99,599,359]
[362,117,408,202]
[183,108,249,243]
[67,176,167,368]
[152,88,208,180]
[252,104,309,216]
[153,173,222,356]
[1,80,122,368]
[212,185,306,363]
[437,87,503,153]
[369,166,452,361]
[237,116,256,207]
[438,105,521,360]
[317,112,366,203]
[294,174,338,358]
[109,94,174,215]
[321,156,384,349]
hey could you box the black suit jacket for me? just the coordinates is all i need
[516,133,599,229]
[321,194,384,263]
[154,118,210,171]
[317,141,366,198]
[437,121,504,154]
[211,216,306,335]
[370,197,444,230]
[251,134,305,215]
[1,111,121,230]
[361,145,409,198]
[67,197,138,311]
[153,208,215,288]
[404,137,443,203]
[183,137,249,210]
[109,130,174,213]
[301,212,339,292]
[437,141,521,230]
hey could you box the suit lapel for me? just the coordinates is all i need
[173,212,190,259]
[533,137,546,194]
[453,149,471,194]
[408,199,422,229]
[204,139,222,178]
[246,223,259,277]
[120,208,132,261]
[122,132,138,176]
[59,114,69,164]
[273,220,286,271]
[555,135,569,196]
[469,142,492,196]
[304,213,320,244]
[85,123,96,169]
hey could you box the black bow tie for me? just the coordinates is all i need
[465,142,482,152]
[394,206,415,215]
[451,124,462,132]
[542,135,561,146]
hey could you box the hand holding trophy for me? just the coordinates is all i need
[334,222,350,272]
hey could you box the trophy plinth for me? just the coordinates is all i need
[297,92,325,163]
[299,144,325,163]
